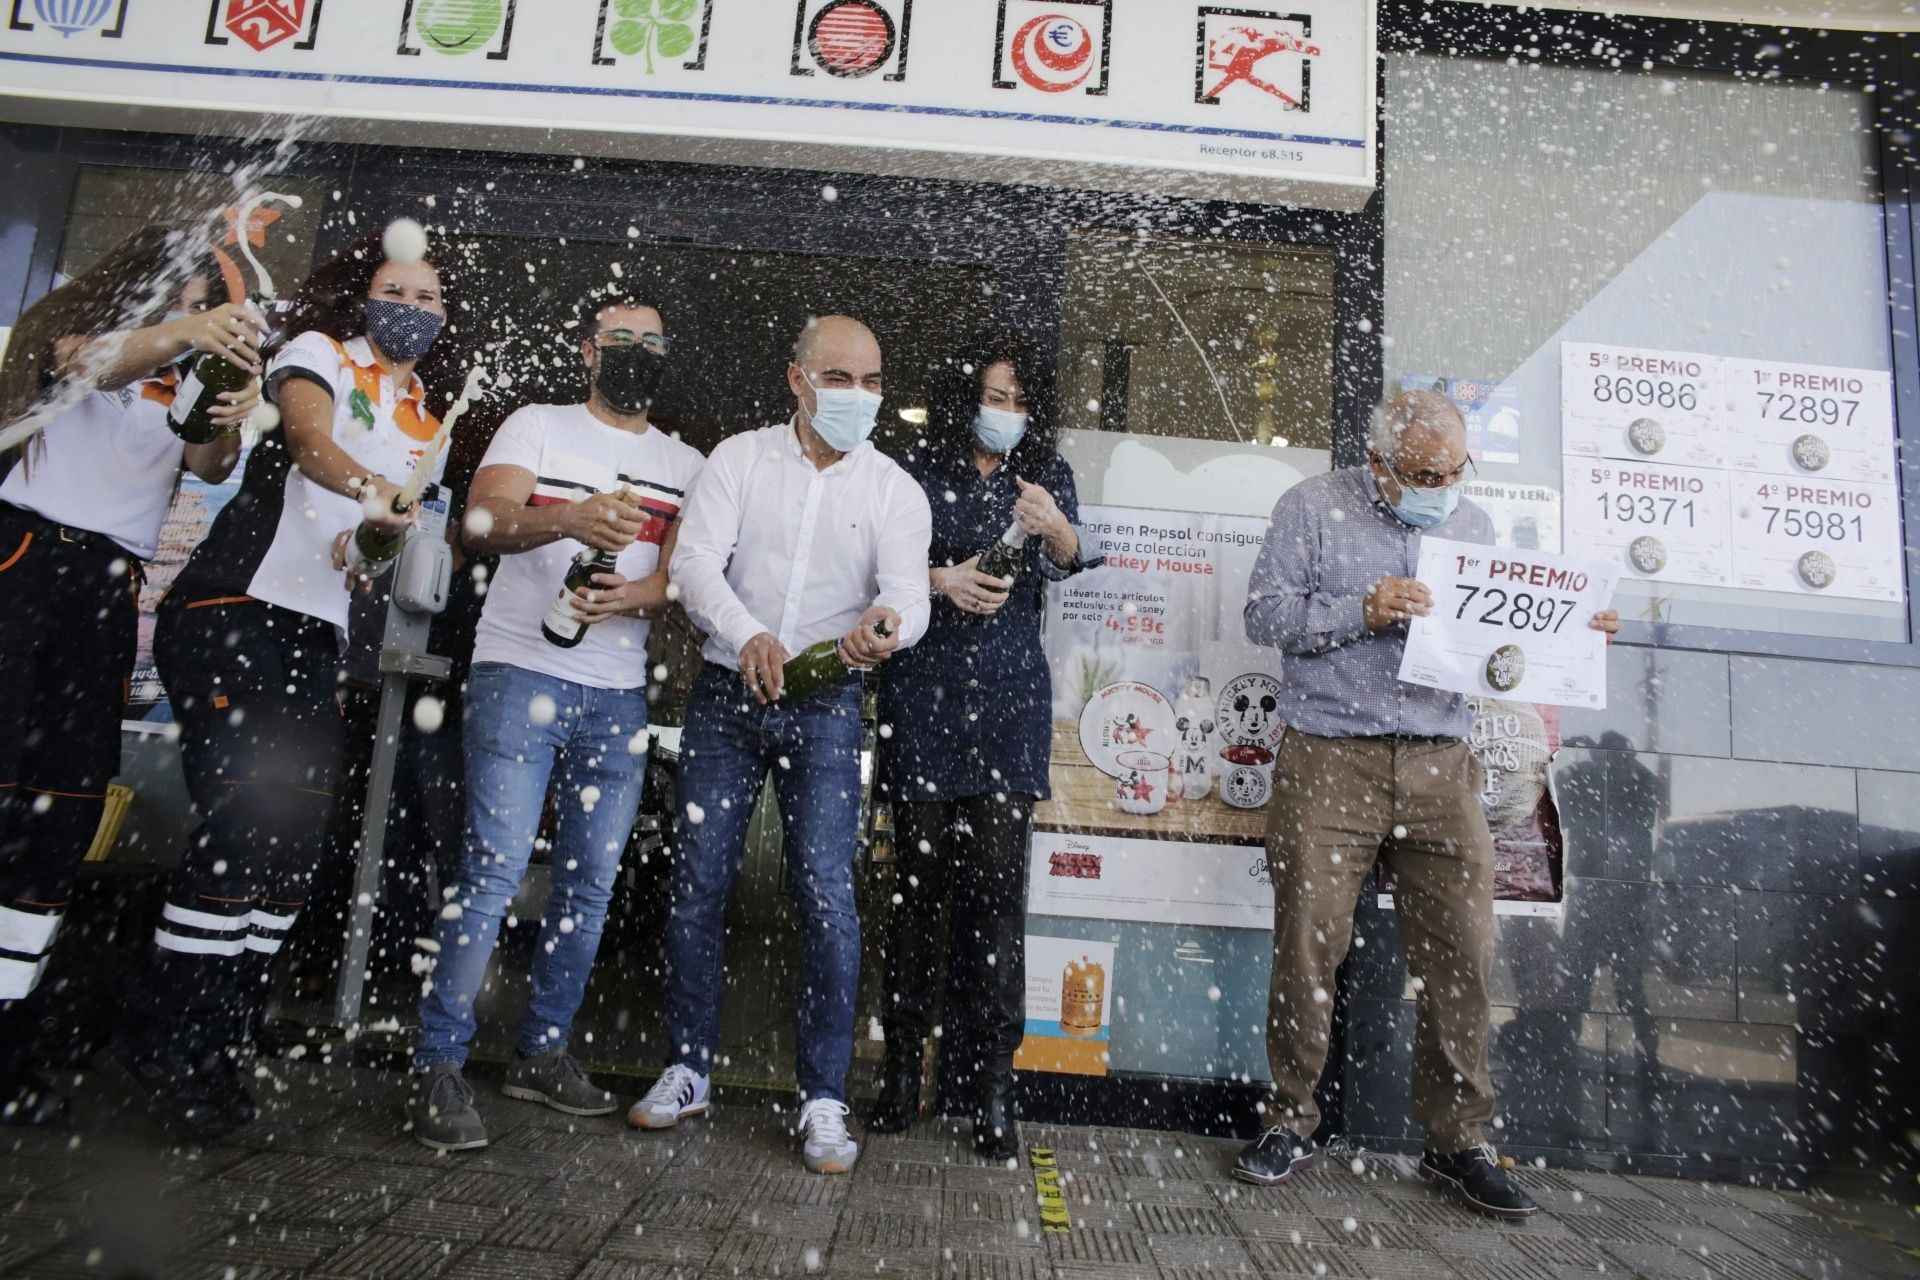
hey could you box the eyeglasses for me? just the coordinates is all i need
[1379,452,1476,491]
[595,329,672,355]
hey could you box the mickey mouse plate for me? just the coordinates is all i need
[1078,681,1176,778]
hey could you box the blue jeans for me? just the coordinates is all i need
[413,662,648,1069]
[663,664,864,1103]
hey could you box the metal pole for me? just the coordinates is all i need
[332,495,453,1033]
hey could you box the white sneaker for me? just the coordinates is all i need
[626,1064,710,1130]
[797,1098,859,1174]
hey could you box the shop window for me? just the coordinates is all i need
[1057,232,1335,519]
[1384,55,1903,643]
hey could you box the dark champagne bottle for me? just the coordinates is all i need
[542,548,618,648]
[342,481,422,578]
[166,325,256,445]
[775,619,891,708]
[975,520,1027,582]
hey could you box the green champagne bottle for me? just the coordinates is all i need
[342,482,417,578]
[166,332,256,445]
[542,548,619,648]
[775,618,892,708]
[975,519,1026,583]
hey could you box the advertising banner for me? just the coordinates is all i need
[0,0,1376,210]
[1012,936,1116,1077]
[1030,504,1280,933]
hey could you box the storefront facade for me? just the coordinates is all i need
[1,0,1913,1185]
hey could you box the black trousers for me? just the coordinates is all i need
[0,505,137,1064]
[884,793,1034,1108]
[128,595,345,1057]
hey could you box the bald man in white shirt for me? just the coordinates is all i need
[631,316,932,1174]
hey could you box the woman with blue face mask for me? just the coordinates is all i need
[869,332,1096,1160]
[103,231,454,1141]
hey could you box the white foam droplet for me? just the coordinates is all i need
[465,507,496,537]
[248,401,282,433]
[412,696,445,734]
[685,802,706,825]
[528,694,557,726]
[1391,824,1409,840]
[580,786,602,807]
[382,217,429,265]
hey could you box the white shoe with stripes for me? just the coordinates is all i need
[626,1064,710,1130]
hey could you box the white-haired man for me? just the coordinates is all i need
[1237,390,1618,1218]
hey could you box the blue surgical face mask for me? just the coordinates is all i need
[973,405,1029,455]
[1388,478,1462,529]
[363,297,445,363]
[806,379,882,453]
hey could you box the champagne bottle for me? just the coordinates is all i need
[342,481,417,578]
[167,340,255,445]
[775,618,892,708]
[542,548,618,648]
[975,520,1026,583]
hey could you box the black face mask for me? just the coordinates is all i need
[594,344,667,415]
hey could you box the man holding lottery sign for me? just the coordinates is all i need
[1237,390,1620,1219]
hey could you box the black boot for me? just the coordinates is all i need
[0,1002,68,1127]
[867,1047,922,1134]
[970,916,1025,1161]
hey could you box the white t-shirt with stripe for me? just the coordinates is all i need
[470,402,704,690]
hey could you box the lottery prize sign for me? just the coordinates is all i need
[1561,343,1724,469]
[1724,358,1897,487]
[1563,458,1732,588]
[1730,475,1905,602]
[1398,537,1618,710]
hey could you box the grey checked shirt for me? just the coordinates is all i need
[1243,465,1494,741]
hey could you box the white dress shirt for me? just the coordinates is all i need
[671,420,932,669]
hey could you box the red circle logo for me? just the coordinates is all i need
[809,0,895,78]
[1011,14,1093,92]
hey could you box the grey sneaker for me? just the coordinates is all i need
[500,1047,615,1117]
[407,1063,488,1152]
[797,1098,859,1175]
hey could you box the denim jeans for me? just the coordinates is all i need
[413,662,648,1069]
[663,664,864,1103]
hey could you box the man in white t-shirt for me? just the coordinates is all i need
[407,294,703,1152]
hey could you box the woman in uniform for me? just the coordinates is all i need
[104,231,452,1139]
[0,227,259,1125]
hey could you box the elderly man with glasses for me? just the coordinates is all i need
[405,291,704,1151]
[1234,389,1618,1218]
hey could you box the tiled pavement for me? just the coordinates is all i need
[1,1063,1915,1279]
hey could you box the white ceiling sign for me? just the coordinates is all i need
[0,0,1377,210]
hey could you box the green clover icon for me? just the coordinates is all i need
[609,0,696,73]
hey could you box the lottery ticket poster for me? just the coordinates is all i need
[1730,474,1904,602]
[1562,458,1732,588]
[1401,373,1523,465]
[1399,538,1618,709]
[1561,343,1725,469]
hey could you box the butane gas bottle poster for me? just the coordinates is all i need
[1013,936,1117,1077]
[1029,505,1279,932]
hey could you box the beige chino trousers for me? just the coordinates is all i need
[1261,730,1498,1152]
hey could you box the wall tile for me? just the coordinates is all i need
[1648,756,1858,893]
[1603,1016,1806,1164]
[1857,769,1920,900]
[1733,893,1861,1027]
[1731,658,1920,772]
[1560,647,1731,758]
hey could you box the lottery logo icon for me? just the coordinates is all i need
[1011,14,1092,91]
[808,0,894,77]
[398,0,514,59]
[1484,644,1527,695]
[1626,417,1666,456]
[1791,433,1831,472]
[1196,6,1320,110]
[1627,535,1667,576]
[1797,550,1837,590]
[23,0,122,36]
[219,0,308,51]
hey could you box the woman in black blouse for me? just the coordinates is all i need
[871,331,1089,1159]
